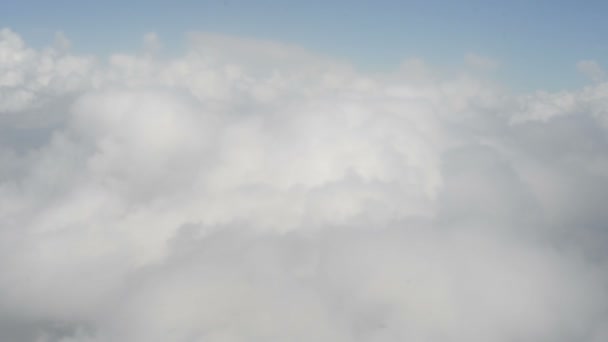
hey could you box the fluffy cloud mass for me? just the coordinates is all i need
[1,28,607,341]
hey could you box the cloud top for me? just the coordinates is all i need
[0,29,607,342]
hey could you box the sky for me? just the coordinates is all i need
[1,2,608,342]
[4,0,608,90]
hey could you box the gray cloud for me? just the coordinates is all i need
[0,29,607,341]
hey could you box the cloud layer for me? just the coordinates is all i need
[1,29,607,341]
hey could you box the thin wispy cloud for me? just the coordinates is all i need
[577,60,606,82]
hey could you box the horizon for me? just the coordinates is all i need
[4,0,608,91]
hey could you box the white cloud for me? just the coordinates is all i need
[0,29,607,342]
[577,60,606,82]
[53,31,71,51]
[142,32,161,54]
[465,53,499,71]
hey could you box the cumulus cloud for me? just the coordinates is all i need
[0,28,607,341]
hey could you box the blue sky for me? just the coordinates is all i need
[4,0,608,91]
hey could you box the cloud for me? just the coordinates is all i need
[142,32,161,54]
[465,53,500,71]
[0,28,607,341]
[577,60,606,82]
